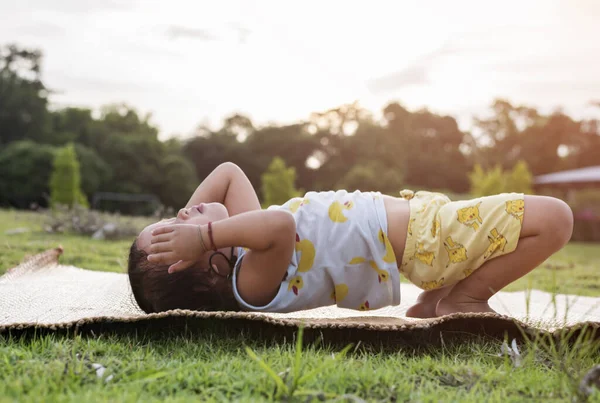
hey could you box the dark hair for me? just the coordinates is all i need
[127,240,240,313]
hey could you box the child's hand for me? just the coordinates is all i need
[147,224,206,273]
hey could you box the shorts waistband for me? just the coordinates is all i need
[398,189,449,271]
[399,189,418,268]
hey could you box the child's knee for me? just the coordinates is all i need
[545,198,573,248]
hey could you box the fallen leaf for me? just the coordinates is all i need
[498,339,522,368]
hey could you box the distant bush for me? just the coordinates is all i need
[506,161,534,194]
[0,141,56,208]
[261,157,302,207]
[49,143,88,208]
[44,204,151,240]
[469,160,533,197]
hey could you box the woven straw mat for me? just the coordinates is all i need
[1,248,599,341]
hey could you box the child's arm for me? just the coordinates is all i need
[185,162,261,216]
[148,210,295,305]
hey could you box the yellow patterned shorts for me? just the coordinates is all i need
[398,189,525,290]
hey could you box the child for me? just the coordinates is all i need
[128,162,573,318]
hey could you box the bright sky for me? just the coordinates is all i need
[2,0,599,139]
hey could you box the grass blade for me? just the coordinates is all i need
[297,343,353,385]
[292,326,304,392]
[245,346,289,395]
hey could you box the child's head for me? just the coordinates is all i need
[127,202,239,313]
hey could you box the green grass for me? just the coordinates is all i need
[503,242,600,297]
[1,209,600,401]
[0,209,153,274]
[1,326,599,401]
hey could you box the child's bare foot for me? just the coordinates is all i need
[406,286,453,318]
[435,295,496,317]
[405,301,437,318]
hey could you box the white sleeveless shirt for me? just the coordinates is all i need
[232,190,401,313]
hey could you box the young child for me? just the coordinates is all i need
[128,162,573,318]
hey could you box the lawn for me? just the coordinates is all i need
[1,209,599,401]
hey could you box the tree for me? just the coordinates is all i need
[74,143,112,199]
[313,107,397,191]
[383,102,470,192]
[99,104,159,139]
[518,112,580,175]
[184,130,260,191]
[309,101,372,136]
[0,44,51,145]
[100,135,164,193]
[261,157,302,207]
[471,99,587,175]
[2,42,597,215]
[158,155,198,209]
[219,113,254,140]
[245,123,320,192]
[50,107,96,146]
[49,143,87,208]
[0,141,56,208]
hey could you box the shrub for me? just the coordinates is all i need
[44,204,149,239]
[469,160,533,197]
[49,143,88,208]
[261,157,302,207]
[0,141,56,208]
[506,160,533,194]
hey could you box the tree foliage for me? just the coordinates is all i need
[73,143,113,199]
[0,43,599,219]
[469,160,534,197]
[0,44,50,145]
[261,157,302,207]
[0,141,56,208]
[49,143,87,208]
[159,155,198,209]
[506,160,534,194]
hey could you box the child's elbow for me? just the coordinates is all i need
[270,210,296,244]
[274,210,296,233]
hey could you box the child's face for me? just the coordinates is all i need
[137,202,229,252]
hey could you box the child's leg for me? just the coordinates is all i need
[435,195,573,316]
